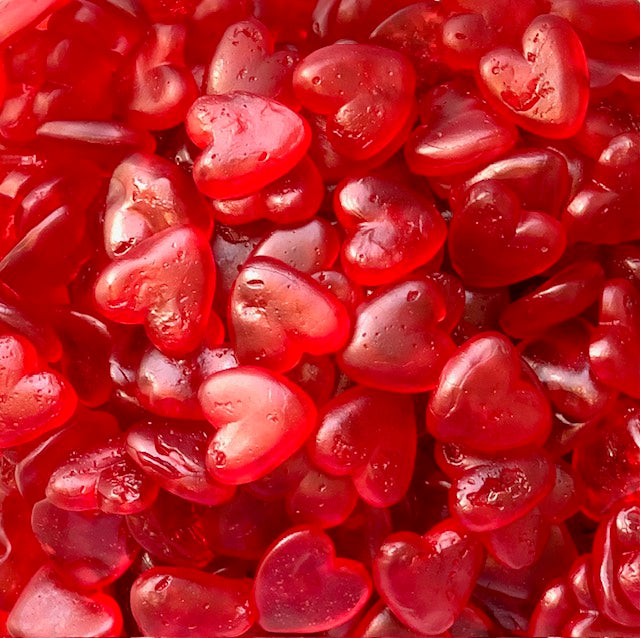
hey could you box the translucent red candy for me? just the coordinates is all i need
[1,1,639,635]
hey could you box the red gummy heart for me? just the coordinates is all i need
[448,180,566,288]
[478,14,589,138]
[338,278,456,393]
[333,175,447,286]
[131,566,256,638]
[104,152,213,259]
[294,43,416,161]
[186,92,310,199]
[404,79,518,177]
[373,519,485,635]
[0,333,76,448]
[254,526,372,633]
[7,565,123,638]
[205,18,299,108]
[229,257,350,372]
[311,386,417,507]
[199,366,317,484]
[94,226,216,356]
[428,332,551,451]
[590,279,640,398]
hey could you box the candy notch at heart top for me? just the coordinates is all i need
[199,366,317,484]
[427,332,551,452]
[229,257,350,373]
[186,92,310,199]
[254,526,372,633]
[477,14,589,139]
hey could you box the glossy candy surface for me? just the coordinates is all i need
[0,1,639,635]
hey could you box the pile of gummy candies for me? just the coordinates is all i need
[0,0,639,635]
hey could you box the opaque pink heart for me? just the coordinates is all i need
[254,526,372,633]
[477,14,589,138]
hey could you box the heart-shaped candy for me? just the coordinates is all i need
[0,333,77,448]
[199,366,317,484]
[104,152,213,259]
[373,518,485,635]
[448,180,566,288]
[186,92,310,199]
[477,15,589,138]
[120,23,198,131]
[254,526,372,633]
[338,279,457,393]
[427,332,551,451]
[590,278,640,399]
[404,79,518,177]
[229,257,350,372]
[311,386,417,507]
[334,176,447,286]
[7,565,123,638]
[205,18,299,108]
[294,43,416,161]
[131,566,256,638]
[94,226,216,356]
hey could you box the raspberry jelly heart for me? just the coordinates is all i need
[373,518,485,635]
[333,175,447,286]
[589,278,640,399]
[199,366,317,485]
[229,257,350,373]
[104,152,213,259]
[477,14,589,139]
[404,79,518,177]
[310,386,417,507]
[185,92,310,199]
[130,566,256,638]
[94,226,216,356]
[0,333,77,448]
[7,565,123,638]
[448,180,566,288]
[253,526,372,633]
[338,278,457,393]
[427,332,551,451]
[294,43,416,161]
[205,18,299,108]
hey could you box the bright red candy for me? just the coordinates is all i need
[428,333,551,452]
[254,526,372,633]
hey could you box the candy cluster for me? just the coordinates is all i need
[0,0,639,636]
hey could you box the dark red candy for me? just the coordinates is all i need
[205,19,299,109]
[333,175,447,286]
[119,23,198,131]
[31,499,139,589]
[448,180,566,288]
[353,600,429,637]
[94,226,216,356]
[186,92,310,199]
[538,460,583,524]
[373,518,484,635]
[286,354,337,407]
[311,386,417,507]
[0,333,77,448]
[477,15,590,138]
[593,132,640,195]
[499,261,605,339]
[589,278,640,398]
[338,279,456,393]
[7,565,123,638]
[428,332,551,452]
[450,451,555,532]
[253,526,372,633]
[294,44,416,161]
[104,152,212,259]
[130,566,256,638]
[405,79,518,177]
[126,419,236,505]
[199,366,317,484]
[229,257,350,372]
